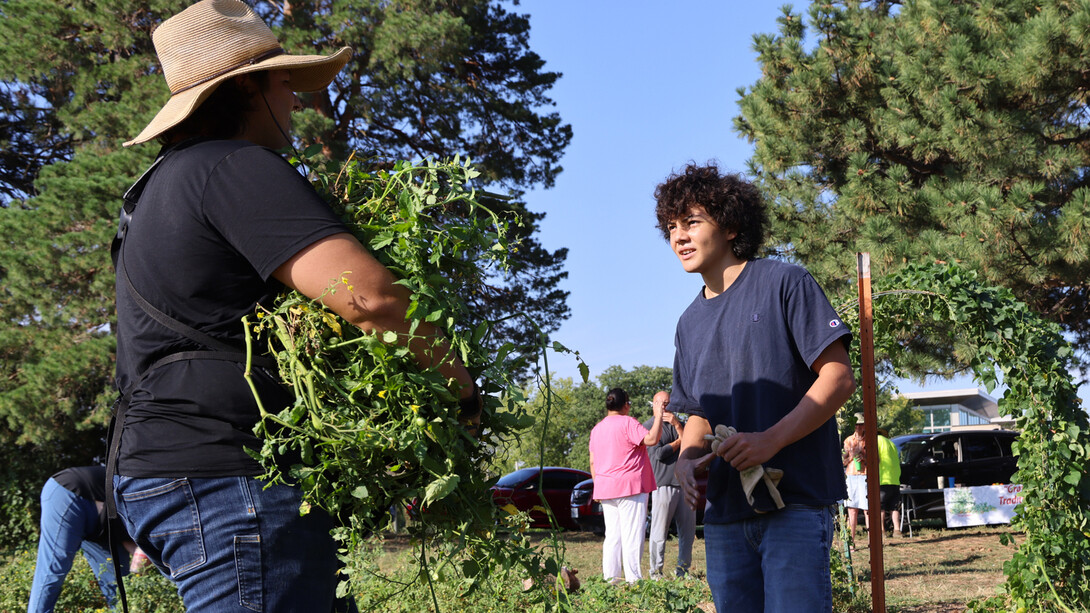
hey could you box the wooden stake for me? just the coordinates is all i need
[857,252,885,612]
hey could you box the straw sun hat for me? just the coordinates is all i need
[125,0,351,147]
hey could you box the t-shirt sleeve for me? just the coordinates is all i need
[784,271,853,369]
[203,147,347,280]
[627,417,650,446]
[670,327,705,418]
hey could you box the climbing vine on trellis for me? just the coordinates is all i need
[838,262,1090,612]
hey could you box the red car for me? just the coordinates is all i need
[490,467,591,530]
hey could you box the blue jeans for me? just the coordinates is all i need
[704,505,834,613]
[29,478,127,612]
[115,475,350,612]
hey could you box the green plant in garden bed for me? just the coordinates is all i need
[243,151,563,602]
[0,547,182,612]
[348,543,713,613]
[837,263,1090,613]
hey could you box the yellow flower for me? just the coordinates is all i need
[377,390,387,399]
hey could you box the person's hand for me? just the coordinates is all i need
[130,547,153,574]
[716,430,780,473]
[651,396,666,419]
[663,411,678,427]
[675,451,714,510]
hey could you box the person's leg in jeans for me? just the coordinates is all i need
[617,493,648,583]
[761,505,835,613]
[705,521,763,613]
[647,486,676,577]
[600,498,623,582]
[670,488,696,577]
[116,475,346,612]
[28,478,98,613]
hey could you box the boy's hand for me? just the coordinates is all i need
[675,451,714,510]
[717,430,779,473]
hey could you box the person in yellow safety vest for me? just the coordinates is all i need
[876,428,903,537]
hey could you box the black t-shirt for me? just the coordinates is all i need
[114,140,346,477]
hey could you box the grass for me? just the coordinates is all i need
[850,522,1017,612]
[375,520,1018,612]
[0,520,1016,612]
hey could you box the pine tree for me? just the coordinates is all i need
[735,0,1090,372]
[0,1,571,463]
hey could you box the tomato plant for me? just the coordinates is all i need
[243,152,562,603]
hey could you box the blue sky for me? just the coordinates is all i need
[515,2,1090,405]
[518,1,805,382]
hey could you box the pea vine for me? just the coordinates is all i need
[838,262,1090,612]
[242,150,565,605]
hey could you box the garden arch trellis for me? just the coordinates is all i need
[840,262,1090,612]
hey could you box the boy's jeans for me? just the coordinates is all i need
[705,504,835,613]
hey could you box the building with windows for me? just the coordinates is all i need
[899,388,1013,432]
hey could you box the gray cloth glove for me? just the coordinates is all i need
[706,425,786,513]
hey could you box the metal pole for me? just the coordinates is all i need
[857,252,886,612]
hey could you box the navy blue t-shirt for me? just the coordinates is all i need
[669,258,851,523]
[114,140,346,477]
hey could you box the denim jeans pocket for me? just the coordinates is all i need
[234,534,262,611]
[118,478,206,579]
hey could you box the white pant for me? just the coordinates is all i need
[648,484,696,576]
[601,493,648,583]
[846,474,868,510]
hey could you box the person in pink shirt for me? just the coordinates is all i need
[589,387,665,583]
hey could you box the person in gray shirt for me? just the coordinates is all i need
[644,390,697,578]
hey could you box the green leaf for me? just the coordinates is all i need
[423,474,460,505]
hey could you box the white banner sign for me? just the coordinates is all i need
[944,484,1022,527]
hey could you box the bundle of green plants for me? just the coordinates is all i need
[244,151,558,600]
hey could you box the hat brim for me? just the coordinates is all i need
[124,46,352,147]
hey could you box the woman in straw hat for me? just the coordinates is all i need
[111,1,479,610]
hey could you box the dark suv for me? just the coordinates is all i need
[894,429,1020,519]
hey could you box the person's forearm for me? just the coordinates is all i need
[765,360,855,455]
[274,233,473,396]
[334,280,473,395]
[669,422,685,451]
[643,412,665,446]
[715,353,855,472]
[679,415,711,457]
[675,415,712,508]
